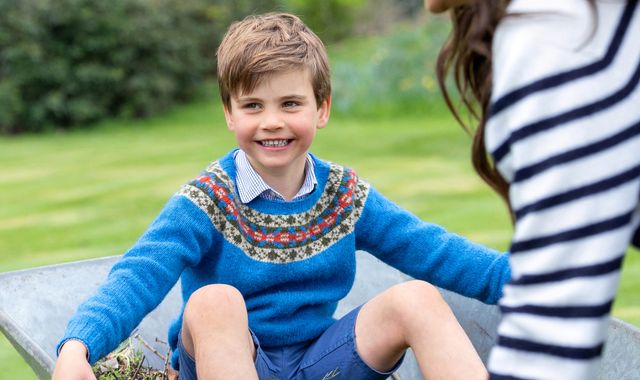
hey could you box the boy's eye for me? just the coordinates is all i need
[243,103,261,110]
[283,101,299,108]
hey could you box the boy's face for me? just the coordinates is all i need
[224,69,330,179]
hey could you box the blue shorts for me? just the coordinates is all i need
[177,305,404,379]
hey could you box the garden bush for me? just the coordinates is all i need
[284,0,365,42]
[0,0,215,134]
[0,0,420,134]
[331,15,452,117]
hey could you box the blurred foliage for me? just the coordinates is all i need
[199,0,282,66]
[331,15,452,117]
[0,0,431,134]
[0,0,219,134]
[284,0,365,42]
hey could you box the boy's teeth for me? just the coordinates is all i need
[261,139,289,147]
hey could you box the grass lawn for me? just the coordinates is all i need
[1,91,639,378]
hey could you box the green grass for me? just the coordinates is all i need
[1,91,639,378]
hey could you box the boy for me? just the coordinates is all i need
[53,13,509,380]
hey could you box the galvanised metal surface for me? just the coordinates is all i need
[1,253,638,379]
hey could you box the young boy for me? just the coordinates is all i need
[53,13,509,380]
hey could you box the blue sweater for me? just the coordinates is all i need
[58,150,510,368]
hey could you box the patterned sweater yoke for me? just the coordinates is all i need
[176,154,371,263]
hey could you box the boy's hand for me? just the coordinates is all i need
[52,339,96,380]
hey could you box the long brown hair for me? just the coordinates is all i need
[436,0,596,213]
[436,0,510,206]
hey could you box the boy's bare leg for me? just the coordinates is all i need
[181,284,258,380]
[355,280,487,380]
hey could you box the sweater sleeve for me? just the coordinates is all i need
[56,194,216,364]
[354,186,510,305]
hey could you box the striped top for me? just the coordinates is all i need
[486,0,640,379]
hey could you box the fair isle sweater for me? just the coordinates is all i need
[58,150,510,369]
[486,1,640,379]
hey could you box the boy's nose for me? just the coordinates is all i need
[259,111,285,130]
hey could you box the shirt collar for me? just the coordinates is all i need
[234,150,317,204]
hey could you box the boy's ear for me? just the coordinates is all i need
[223,104,234,131]
[316,96,331,129]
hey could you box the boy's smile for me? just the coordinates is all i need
[260,139,291,148]
[224,69,330,198]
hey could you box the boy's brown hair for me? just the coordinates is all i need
[216,12,331,110]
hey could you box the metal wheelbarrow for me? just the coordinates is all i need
[1,253,639,379]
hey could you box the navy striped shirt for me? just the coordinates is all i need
[486,1,640,379]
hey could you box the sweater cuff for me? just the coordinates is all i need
[56,337,91,361]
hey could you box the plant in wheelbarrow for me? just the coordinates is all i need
[92,333,175,380]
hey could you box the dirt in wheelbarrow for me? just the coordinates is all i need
[92,334,177,380]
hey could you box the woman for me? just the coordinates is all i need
[426,0,640,379]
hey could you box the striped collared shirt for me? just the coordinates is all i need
[234,150,317,203]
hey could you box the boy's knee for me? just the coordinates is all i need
[181,285,249,357]
[184,284,247,321]
[399,280,442,300]
[369,281,448,340]
[389,280,446,314]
